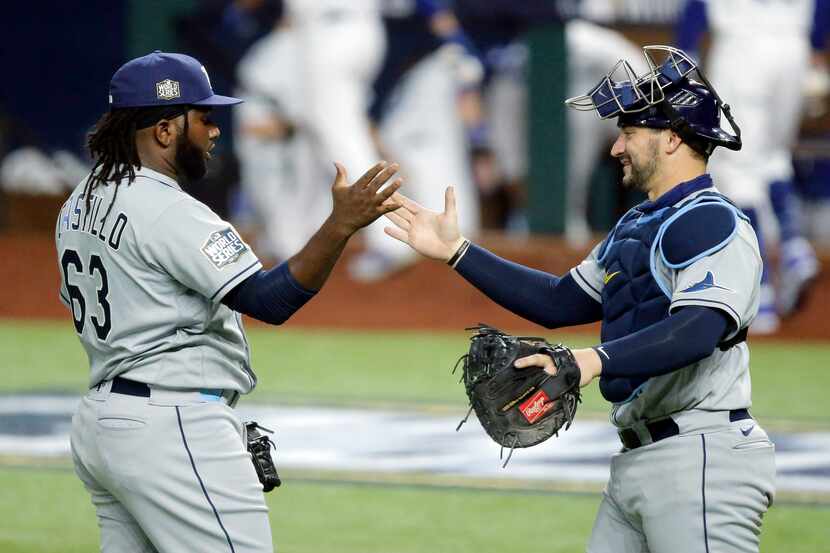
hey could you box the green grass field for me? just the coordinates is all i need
[4,320,830,424]
[1,319,829,552]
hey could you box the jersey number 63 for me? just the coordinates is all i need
[61,249,112,340]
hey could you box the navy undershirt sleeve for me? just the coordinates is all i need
[454,244,602,328]
[222,262,317,325]
[597,306,730,379]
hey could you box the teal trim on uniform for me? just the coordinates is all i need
[199,389,223,402]
[596,207,637,265]
[649,195,747,298]
[659,206,739,269]
[632,208,669,227]
[611,380,649,406]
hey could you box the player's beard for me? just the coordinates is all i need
[174,133,208,183]
[621,137,660,193]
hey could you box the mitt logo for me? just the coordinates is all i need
[519,390,554,423]
[201,228,248,270]
[156,79,181,101]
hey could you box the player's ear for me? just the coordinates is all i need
[665,130,683,155]
[153,116,184,148]
[153,119,175,148]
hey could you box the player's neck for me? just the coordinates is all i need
[646,158,707,201]
[137,150,180,183]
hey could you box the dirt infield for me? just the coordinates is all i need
[4,231,828,340]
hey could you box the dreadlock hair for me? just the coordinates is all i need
[82,105,188,222]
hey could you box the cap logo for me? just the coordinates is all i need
[156,79,181,101]
[668,89,701,107]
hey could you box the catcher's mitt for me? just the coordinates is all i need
[454,324,581,466]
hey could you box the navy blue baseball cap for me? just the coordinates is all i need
[108,51,242,109]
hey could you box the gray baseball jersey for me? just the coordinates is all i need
[570,187,762,428]
[55,166,262,393]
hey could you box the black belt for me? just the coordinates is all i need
[109,376,151,397]
[619,409,751,450]
[104,376,237,406]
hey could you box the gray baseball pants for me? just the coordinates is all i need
[70,380,273,553]
[587,410,776,553]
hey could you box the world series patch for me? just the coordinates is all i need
[201,228,248,270]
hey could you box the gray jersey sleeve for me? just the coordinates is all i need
[669,221,761,337]
[143,197,262,303]
[56,198,72,309]
[569,242,605,302]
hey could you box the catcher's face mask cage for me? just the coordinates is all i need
[565,45,742,154]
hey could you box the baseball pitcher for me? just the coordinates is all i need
[56,51,401,553]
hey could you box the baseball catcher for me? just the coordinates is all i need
[455,324,581,466]
[385,43,777,553]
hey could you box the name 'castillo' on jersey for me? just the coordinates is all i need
[55,167,262,394]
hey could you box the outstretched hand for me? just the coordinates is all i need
[330,161,402,237]
[383,186,466,262]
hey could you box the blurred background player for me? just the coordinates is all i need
[677,0,829,332]
[284,0,385,189]
[457,6,646,246]
[234,8,332,262]
[175,0,284,217]
[454,1,559,236]
[349,0,483,281]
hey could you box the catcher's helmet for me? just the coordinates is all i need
[566,45,741,155]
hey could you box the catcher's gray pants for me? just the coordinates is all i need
[71,380,272,553]
[587,410,775,553]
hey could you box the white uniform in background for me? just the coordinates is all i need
[285,0,385,179]
[698,0,820,329]
[705,0,812,219]
[347,0,480,281]
[355,45,481,279]
[235,25,330,261]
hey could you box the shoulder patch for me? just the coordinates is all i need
[661,203,737,267]
[201,228,248,270]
